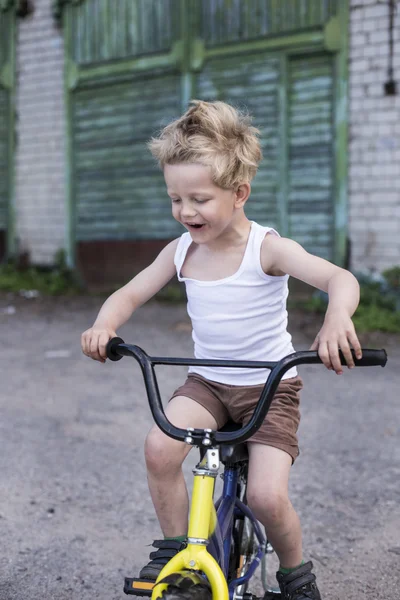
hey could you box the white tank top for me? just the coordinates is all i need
[174,221,297,385]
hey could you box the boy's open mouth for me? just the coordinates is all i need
[186,223,205,229]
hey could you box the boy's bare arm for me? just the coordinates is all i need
[81,239,179,362]
[261,235,362,374]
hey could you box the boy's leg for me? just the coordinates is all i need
[246,443,321,599]
[138,395,219,581]
[246,443,302,568]
[144,394,219,536]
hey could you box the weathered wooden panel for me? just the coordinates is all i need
[0,8,12,232]
[0,87,9,229]
[68,0,181,65]
[0,10,10,70]
[195,52,281,229]
[73,72,183,240]
[196,0,339,47]
[0,6,14,75]
[64,0,340,265]
[288,53,334,259]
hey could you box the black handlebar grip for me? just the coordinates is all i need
[345,349,387,367]
[106,337,125,361]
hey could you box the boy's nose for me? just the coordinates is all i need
[180,202,197,218]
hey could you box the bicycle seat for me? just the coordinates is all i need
[218,421,248,465]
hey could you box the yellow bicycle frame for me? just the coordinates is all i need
[151,451,229,600]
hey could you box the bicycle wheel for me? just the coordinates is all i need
[158,571,212,600]
[229,512,257,598]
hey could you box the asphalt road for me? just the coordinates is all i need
[0,295,399,600]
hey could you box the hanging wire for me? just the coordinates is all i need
[384,0,398,94]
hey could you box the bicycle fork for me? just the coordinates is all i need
[152,448,229,600]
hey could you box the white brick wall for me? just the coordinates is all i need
[349,0,400,272]
[15,0,66,265]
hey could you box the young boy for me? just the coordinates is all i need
[81,100,361,599]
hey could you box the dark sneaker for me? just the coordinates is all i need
[276,561,321,599]
[139,539,187,581]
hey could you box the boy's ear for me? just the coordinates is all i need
[234,183,251,207]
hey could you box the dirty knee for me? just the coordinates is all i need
[144,426,185,478]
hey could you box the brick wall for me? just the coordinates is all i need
[349,0,400,273]
[15,0,66,265]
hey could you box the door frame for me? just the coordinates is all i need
[59,0,349,268]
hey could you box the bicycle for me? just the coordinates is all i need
[106,338,387,600]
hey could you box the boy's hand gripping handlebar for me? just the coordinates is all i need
[106,338,387,447]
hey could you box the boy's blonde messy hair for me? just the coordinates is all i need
[148,100,262,189]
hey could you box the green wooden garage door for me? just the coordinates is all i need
[58,0,348,264]
[0,3,15,252]
[288,53,335,258]
[72,70,182,240]
[62,0,184,246]
[0,85,9,233]
[195,51,335,258]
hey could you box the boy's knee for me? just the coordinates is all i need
[144,426,185,477]
[246,487,289,526]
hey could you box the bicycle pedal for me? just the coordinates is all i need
[124,577,154,597]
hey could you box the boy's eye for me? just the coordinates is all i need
[194,198,208,204]
[171,198,181,203]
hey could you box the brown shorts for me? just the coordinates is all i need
[171,373,303,463]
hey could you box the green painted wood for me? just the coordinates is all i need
[69,42,185,89]
[196,0,339,47]
[195,52,281,229]
[287,52,335,259]
[0,87,9,229]
[65,0,180,65]
[194,48,336,257]
[0,6,15,248]
[278,53,289,237]
[0,7,12,73]
[72,71,183,240]
[0,0,16,11]
[64,4,75,266]
[201,30,325,63]
[62,0,347,265]
[62,0,186,255]
[333,1,349,267]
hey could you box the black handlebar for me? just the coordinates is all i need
[106,338,387,446]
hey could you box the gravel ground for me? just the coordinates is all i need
[0,293,399,600]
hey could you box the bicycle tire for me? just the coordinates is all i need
[157,572,212,600]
